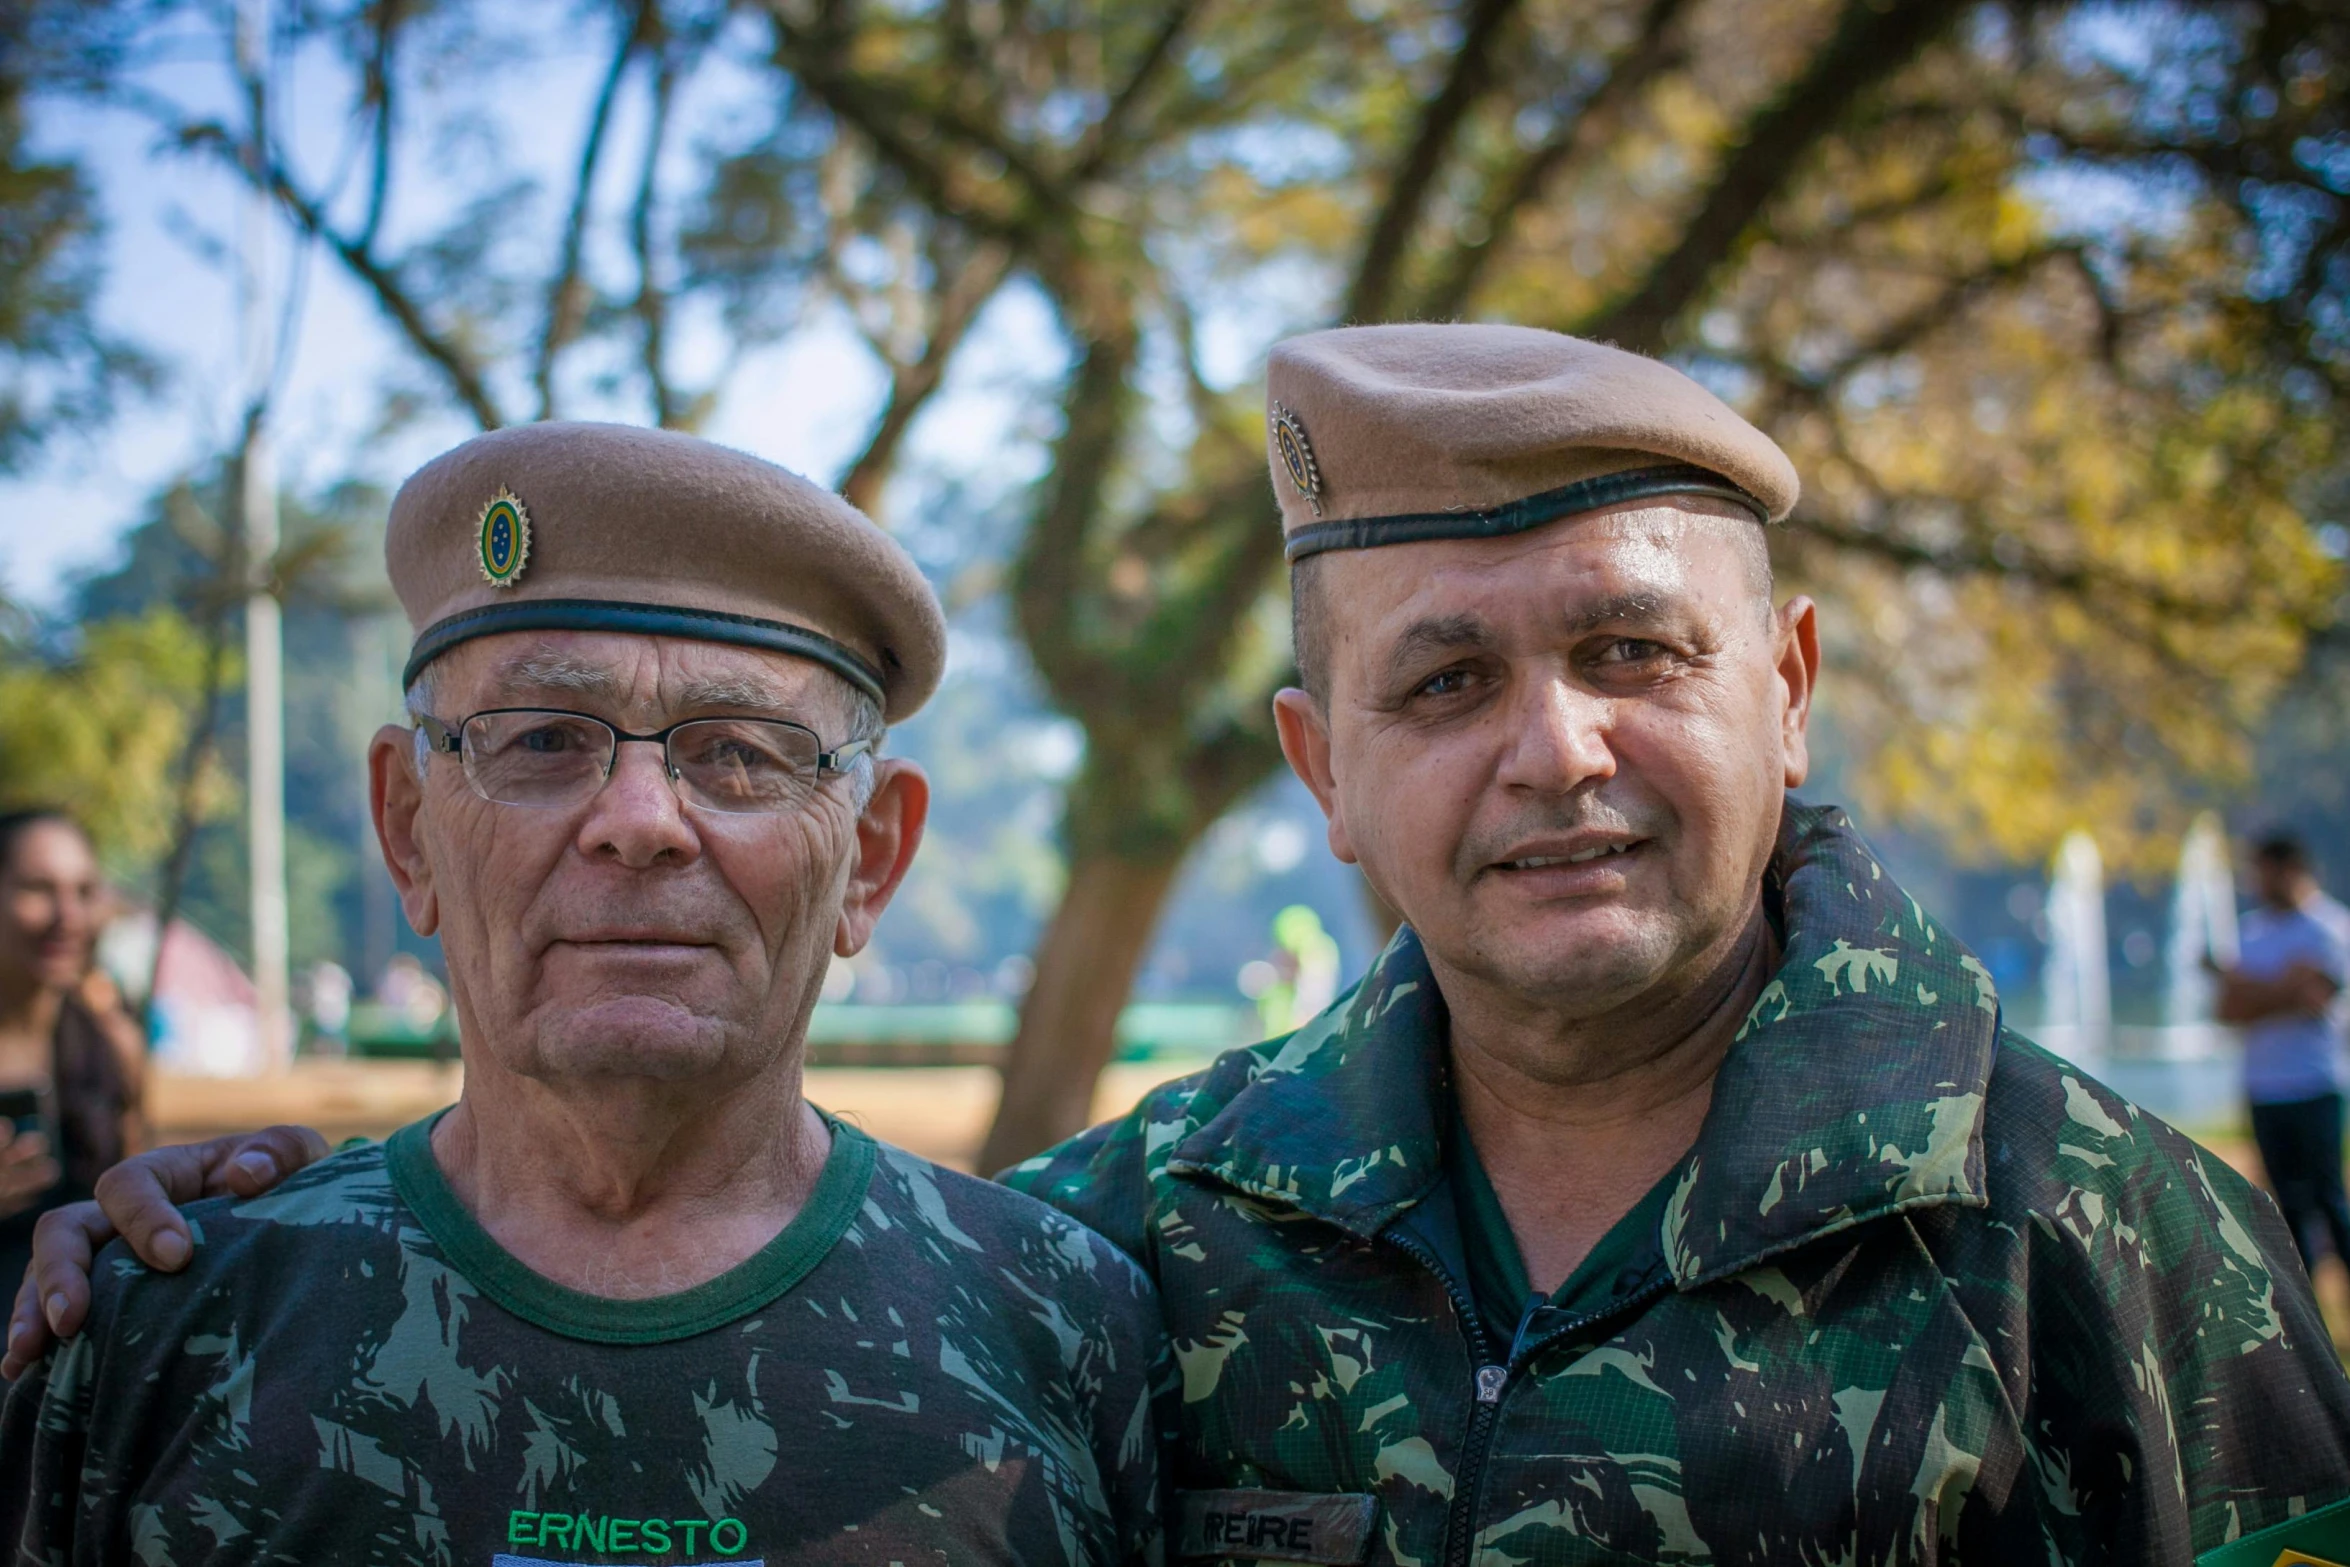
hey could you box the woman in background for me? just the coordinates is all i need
[0,809,145,1288]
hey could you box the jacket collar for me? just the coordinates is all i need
[1167,800,1999,1283]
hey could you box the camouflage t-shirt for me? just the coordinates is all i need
[0,1113,1170,1567]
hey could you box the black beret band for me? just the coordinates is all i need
[1282,462,1768,563]
[402,598,889,704]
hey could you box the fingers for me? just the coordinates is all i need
[0,1127,342,1377]
[1,1203,106,1379]
[93,1146,208,1272]
[218,1126,332,1198]
[1,1250,48,1380]
[88,1126,329,1273]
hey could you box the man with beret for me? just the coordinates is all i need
[1002,326,2350,1563]
[18,330,2350,1563]
[0,423,1169,1565]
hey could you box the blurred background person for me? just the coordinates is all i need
[371,952,446,1033]
[294,960,352,1057]
[0,810,144,1288]
[2216,831,2350,1275]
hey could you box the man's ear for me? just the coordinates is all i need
[370,724,440,938]
[1273,688,1358,865]
[1775,595,1821,788]
[835,759,930,957]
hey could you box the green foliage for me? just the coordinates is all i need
[0,11,152,471]
[59,472,400,973]
[0,610,235,870]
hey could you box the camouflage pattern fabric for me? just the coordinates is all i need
[1005,800,2350,1565]
[0,1116,1171,1566]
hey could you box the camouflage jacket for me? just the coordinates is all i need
[0,1115,1171,1567]
[1005,801,2350,1566]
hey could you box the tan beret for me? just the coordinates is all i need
[1265,324,1799,561]
[388,423,945,722]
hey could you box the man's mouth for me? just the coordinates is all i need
[555,932,718,952]
[1501,842,1638,870]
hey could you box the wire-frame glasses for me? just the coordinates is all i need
[416,708,873,816]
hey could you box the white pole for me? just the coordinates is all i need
[239,0,291,1072]
[2043,830,2110,1064]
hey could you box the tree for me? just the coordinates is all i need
[758,0,2350,1165]
[75,0,2348,1163]
[64,466,397,975]
[0,0,153,470]
[0,607,229,868]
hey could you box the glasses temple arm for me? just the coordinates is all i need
[816,737,876,775]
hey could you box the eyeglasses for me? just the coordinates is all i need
[415,708,874,816]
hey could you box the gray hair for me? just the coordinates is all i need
[404,654,885,811]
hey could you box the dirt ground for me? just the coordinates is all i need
[146,1059,1200,1170]
[150,1061,2350,1351]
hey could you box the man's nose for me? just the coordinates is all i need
[1493,673,1616,794]
[575,739,701,867]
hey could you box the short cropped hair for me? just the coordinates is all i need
[2253,831,2311,872]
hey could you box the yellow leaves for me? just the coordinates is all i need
[1194,166,1359,262]
[0,611,235,871]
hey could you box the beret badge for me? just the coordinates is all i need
[1271,404,1323,518]
[477,487,532,588]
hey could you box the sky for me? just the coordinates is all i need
[0,9,1011,614]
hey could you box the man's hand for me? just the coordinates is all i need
[2216,959,2344,1025]
[1,1126,329,1379]
[0,1128,61,1222]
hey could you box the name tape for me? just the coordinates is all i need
[1175,1489,1377,1565]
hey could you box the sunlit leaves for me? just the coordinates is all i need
[0,612,240,872]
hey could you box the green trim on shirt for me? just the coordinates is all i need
[1450,1104,1676,1330]
[384,1108,877,1345]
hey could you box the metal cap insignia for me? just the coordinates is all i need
[1271,405,1323,518]
[477,487,531,588]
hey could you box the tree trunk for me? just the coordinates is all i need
[976,844,1182,1174]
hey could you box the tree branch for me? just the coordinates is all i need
[631,25,682,427]
[1072,0,1201,179]
[1417,0,1694,318]
[1343,0,1526,323]
[765,9,1068,237]
[1013,316,1141,714]
[1744,243,2093,426]
[838,238,1014,516]
[168,118,506,428]
[1578,0,1973,352]
[357,0,404,252]
[535,0,644,421]
[1785,514,2290,632]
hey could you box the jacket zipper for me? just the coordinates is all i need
[1383,1229,1678,1567]
[1381,1229,1502,1567]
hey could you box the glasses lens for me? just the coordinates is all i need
[461,711,614,807]
[669,719,822,814]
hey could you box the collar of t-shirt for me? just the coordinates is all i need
[1445,1099,1676,1345]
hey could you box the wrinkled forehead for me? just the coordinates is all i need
[1322,498,1761,650]
[423,629,859,720]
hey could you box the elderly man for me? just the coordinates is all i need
[0,424,1167,1565]
[20,331,2350,1563]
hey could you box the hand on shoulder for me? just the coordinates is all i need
[1,1125,328,1379]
